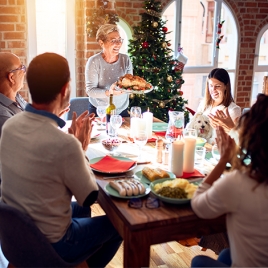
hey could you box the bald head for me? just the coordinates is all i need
[0,52,21,79]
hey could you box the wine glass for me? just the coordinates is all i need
[212,144,220,162]
[130,106,142,138]
[96,106,106,129]
[110,115,122,137]
[130,106,142,118]
[133,130,148,162]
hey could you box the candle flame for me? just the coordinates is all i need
[147,107,150,112]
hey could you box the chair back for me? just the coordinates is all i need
[0,202,77,267]
[66,97,89,120]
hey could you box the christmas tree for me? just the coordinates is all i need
[128,0,189,123]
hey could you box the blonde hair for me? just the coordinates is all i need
[96,24,119,42]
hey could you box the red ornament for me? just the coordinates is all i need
[162,27,168,33]
[178,91,183,96]
[142,41,149,48]
[167,43,171,46]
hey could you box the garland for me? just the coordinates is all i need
[86,0,119,38]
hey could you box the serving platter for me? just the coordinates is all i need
[105,181,150,199]
[115,85,153,95]
[135,170,176,185]
[150,178,199,205]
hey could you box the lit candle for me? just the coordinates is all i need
[169,138,184,177]
[183,137,196,173]
[142,108,153,139]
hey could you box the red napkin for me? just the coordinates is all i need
[181,169,205,179]
[152,131,166,136]
[147,137,157,142]
[90,155,136,173]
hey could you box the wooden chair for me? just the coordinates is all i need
[66,97,89,120]
[0,202,88,268]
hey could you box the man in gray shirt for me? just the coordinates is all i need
[0,52,27,137]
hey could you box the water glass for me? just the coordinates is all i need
[133,130,148,161]
[110,115,122,137]
[96,105,106,129]
[212,144,220,161]
[195,146,206,166]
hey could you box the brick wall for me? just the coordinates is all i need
[1,0,268,109]
[0,0,28,99]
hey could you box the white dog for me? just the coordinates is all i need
[186,112,213,141]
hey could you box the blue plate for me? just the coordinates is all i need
[152,122,168,132]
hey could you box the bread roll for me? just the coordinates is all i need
[142,166,170,182]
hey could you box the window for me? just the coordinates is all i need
[163,0,238,111]
[252,27,268,104]
[26,0,76,98]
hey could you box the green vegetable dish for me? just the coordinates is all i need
[156,186,187,199]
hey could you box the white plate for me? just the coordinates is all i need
[115,85,153,95]
[61,120,100,139]
[135,170,176,185]
[89,156,137,174]
[150,178,199,205]
[105,180,150,199]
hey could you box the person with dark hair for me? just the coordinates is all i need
[191,93,268,267]
[0,52,122,267]
[85,24,133,117]
[0,52,27,137]
[197,68,241,136]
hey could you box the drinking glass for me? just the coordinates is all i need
[96,105,106,129]
[130,106,142,118]
[212,144,220,162]
[110,115,122,137]
[130,106,142,138]
[133,130,148,161]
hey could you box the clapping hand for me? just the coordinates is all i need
[68,111,95,151]
[208,108,235,132]
[215,126,236,164]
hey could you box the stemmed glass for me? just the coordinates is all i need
[212,144,220,162]
[96,106,106,129]
[133,130,148,162]
[110,115,122,137]
[130,106,142,138]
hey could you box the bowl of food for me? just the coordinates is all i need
[101,138,122,154]
[196,137,207,147]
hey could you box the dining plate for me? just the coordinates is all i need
[150,178,199,205]
[152,122,168,132]
[105,180,150,199]
[115,85,153,95]
[89,156,137,174]
[135,170,176,185]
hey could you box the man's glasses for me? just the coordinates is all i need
[107,38,124,45]
[9,64,27,73]
[128,197,160,209]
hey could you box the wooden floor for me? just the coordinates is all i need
[91,203,218,268]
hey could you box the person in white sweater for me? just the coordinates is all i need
[191,93,268,267]
[197,68,241,143]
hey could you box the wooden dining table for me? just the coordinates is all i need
[86,117,226,268]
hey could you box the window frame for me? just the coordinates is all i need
[26,0,76,98]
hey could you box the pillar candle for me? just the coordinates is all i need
[183,137,196,173]
[130,117,139,138]
[142,110,153,139]
[169,138,184,177]
[135,118,147,133]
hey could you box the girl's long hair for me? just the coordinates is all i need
[232,94,268,184]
